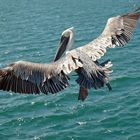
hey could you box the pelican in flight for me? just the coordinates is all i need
[0,8,140,101]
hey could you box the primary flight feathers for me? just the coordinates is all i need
[0,8,140,100]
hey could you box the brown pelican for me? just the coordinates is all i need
[53,28,113,100]
[0,8,140,101]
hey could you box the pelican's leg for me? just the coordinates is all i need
[78,86,88,101]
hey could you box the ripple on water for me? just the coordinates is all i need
[0,0,140,140]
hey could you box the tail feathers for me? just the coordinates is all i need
[98,59,113,91]
[76,59,113,91]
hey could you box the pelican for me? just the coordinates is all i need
[53,28,113,100]
[0,8,140,101]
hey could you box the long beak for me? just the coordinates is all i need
[53,35,70,62]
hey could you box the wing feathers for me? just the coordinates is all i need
[0,8,139,98]
[102,11,140,47]
[0,54,82,95]
[77,9,140,62]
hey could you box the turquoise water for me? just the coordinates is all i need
[0,0,140,139]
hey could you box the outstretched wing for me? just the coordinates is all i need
[76,8,140,61]
[0,54,83,94]
[0,50,110,96]
[0,8,139,97]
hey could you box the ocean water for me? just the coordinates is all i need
[0,0,140,139]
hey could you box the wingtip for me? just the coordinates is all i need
[123,7,140,18]
[129,6,140,17]
[0,69,7,77]
[133,7,140,18]
[133,6,140,12]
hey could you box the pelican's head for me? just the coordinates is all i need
[61,27,74,50]
[54,27,74,61]
[61,27,74,39]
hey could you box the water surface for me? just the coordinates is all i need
[0,0,140,140]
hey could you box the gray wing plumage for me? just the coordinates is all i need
[0,9,139,97]
[73,9,140,100]
[0,56,82,94]
[0,50,109,96]
[76,9,140,61]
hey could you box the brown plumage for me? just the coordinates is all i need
[77,9,140,100]
[76,9,140,62]
[78,86,88,101]
[0,8,140,101]
[0,60,71,94]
